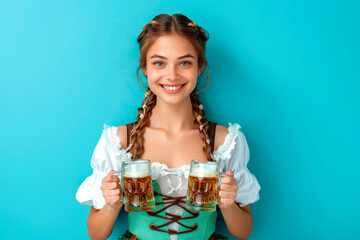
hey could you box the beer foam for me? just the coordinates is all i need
[122,160,151,178]
[190,163,219,177]
[123,172,151,178]
[189,172,218,178]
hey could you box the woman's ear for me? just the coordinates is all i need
[142,67,147,77]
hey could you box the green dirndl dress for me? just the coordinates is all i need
[119,122,229,240]
[118,181,229,240]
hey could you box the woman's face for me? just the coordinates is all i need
[143,33,202,105]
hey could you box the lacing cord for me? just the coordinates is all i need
[146,191,200,235]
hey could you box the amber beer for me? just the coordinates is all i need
[121,160,155,212]
[186,160,220,211]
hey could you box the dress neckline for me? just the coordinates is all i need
[113,125,227,156]
[104,123,242,166]
[151,161,189,171]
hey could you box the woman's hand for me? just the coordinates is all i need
[100,170,123,210]
[218,170,238,209]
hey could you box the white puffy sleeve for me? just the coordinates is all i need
[75,124,132,209]
[214,123,261,207]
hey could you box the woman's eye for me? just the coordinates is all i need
[154,62,164,67]
[181,61,191,66]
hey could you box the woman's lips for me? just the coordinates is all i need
[160,83,186,93]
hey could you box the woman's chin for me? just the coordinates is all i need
[157,95,191,106]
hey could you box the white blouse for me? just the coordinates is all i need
[76,123,261,239]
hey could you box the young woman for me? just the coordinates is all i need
[76,13,261,240]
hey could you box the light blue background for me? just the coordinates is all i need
[1,0,359,239]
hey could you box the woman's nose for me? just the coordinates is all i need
[166,65,179,81]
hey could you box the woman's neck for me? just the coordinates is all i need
[149,97,196,133]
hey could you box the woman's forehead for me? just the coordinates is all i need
[147,33,197,59]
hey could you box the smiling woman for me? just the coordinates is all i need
[75,13,260,240]
[144,33,201,106]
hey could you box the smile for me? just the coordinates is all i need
[160,84,186,93]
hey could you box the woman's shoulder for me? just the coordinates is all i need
[116,125,128,149]
[100,124,128,150]
[214,124,228,151]
[213,122,244,158]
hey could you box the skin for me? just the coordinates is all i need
[87,32,253,240]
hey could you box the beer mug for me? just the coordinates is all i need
[116,159,155,212]
[185,160,222,212]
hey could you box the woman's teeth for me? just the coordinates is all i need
[162,85,183,91]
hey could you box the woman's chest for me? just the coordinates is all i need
[141,130,207,168]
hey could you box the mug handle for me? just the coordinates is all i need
[112,171,127,204]
[217,172,227,187]
[216,172,233,204]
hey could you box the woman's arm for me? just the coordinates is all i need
[87,204,122,240]
[87,170,124,240]
[220,204,252,239]
[218,171,253,239]
[215,125,254,239]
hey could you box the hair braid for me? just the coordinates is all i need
[127,89,156,159]
[191,92,215,161]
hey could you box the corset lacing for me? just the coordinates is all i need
[146,191,200,235]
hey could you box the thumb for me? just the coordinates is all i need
[104,170,115,182]
[224,170,234,177]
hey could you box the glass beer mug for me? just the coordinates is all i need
[117,159,155,212]
[186,160,221,212]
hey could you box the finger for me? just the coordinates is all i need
[224,170,234,177]
[221,176,236,185]
[104,170,121,183]
[101,181,120,191]
[220,197,235,206]
[103,188,122,197]
[108,174,120,183]
[106,195,122,203]
[103,170,115,183]
[220,183,238,192]
[104,182,121,190]
[218,190,237,199]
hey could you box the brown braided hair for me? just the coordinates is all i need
[128,13,214,161]
[190,92,215,161]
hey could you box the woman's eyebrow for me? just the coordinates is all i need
[150,54,195,60]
